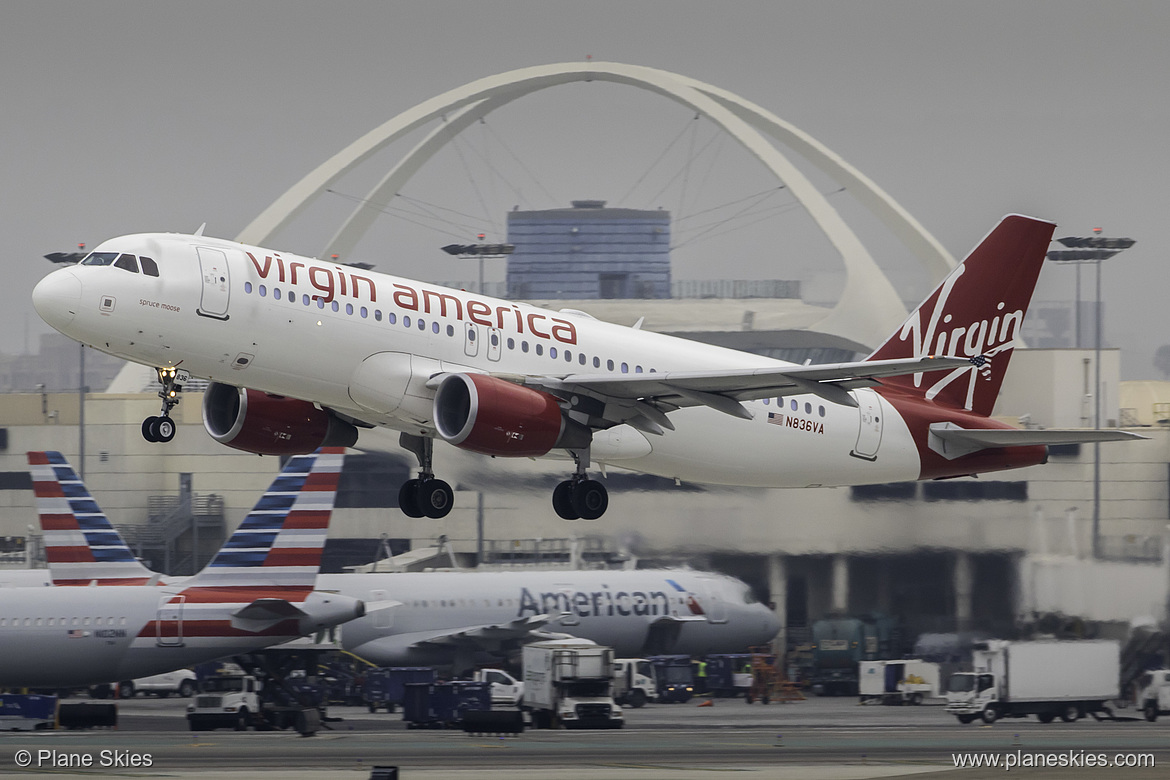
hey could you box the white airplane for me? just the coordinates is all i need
[327,568,779,672]
[31,215,1141,520]
[0,449,365,688]
[26,452,780,673]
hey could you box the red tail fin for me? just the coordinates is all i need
[867,214,1055,415]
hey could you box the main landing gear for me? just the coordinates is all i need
[552,447,608,521]
[141,367,188,443]
[398,433,454,519]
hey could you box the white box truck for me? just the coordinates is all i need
[946,640,1120,724]
[522,641,623,729]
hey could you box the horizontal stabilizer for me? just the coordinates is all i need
[929,423,1147,460]
[230,598,307,632]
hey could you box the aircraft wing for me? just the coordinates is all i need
[520,355,984,433]
[929,422,1148,460]
[410,614,568,652]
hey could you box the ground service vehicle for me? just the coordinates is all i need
[647,655,695,703]
[808,615,897,695]
[470,668,524,706]
[859,659,940,704]
[1135,670,1170,722]
[705,654,753,697]
[946,640,1120,724]
[522,641,623,729]
[125,669,198,698]
[186,675,321,735]
[612,659,656,708]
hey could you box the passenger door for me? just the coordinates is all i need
[196,247,231,320]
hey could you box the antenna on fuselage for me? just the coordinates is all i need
[194,223,207,237]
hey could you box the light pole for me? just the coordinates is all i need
[43,245,90,480]
[1045,231,1135,558]
[441,239,514,294]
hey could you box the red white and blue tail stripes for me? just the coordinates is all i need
[28,451,155,585]
[184,447,345,591]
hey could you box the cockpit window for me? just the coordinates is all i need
[81,252,118,266]
[139,256,159,277]
[114,254,139,273]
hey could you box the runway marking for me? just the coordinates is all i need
[598,764,754,772]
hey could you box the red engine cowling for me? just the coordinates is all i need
[433,373,590,457]
[202,382,358,456]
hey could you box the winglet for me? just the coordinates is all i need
[28,451,156,585]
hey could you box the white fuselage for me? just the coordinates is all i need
[34,233,922,487]
[321,569,779,666]
[0,585,361,688]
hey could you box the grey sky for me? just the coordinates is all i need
[4,1,1167,377]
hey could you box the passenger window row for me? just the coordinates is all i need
[242,281,661,375]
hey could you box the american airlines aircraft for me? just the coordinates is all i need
[0,449,365,688]
[31,215,1140,521]
[26,452,780,671]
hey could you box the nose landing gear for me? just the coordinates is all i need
[141,367,188,443]
[398,433,454,519]
[552,447,608,520]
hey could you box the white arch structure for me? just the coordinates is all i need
[237,62,955,349]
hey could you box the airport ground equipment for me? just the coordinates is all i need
[744,646,804,704]
[646,655,695,703]
[57,702,117,729]
[1135,670,1170,722]
[522,641,623,729]
[705,654,753,698]
[808,615,898,696]
[0,694,57,730]
[402,681,492,729]
[858,659,940,704]
[186,674,321,735]
[364,667,435,713]
[612,658,656,708]
[946,639,1121,724]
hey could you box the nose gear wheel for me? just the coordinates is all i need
[141,367,187,443]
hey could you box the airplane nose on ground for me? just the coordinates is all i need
[32,269,81,332]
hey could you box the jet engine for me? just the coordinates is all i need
[433,373,590,457]
[202,382,358,456]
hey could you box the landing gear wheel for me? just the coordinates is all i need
[552,480,579,520]
[417,479,453,519]
[142,416,159,443]
[571,479,608,520]
[398,479,424,518]
[154,416,176,442]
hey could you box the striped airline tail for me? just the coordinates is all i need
[183,447,345,594]
[28,451,156,585]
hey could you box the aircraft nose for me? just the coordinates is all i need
[32,269,82,332]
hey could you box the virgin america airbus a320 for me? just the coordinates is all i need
[32,214,1140,520]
